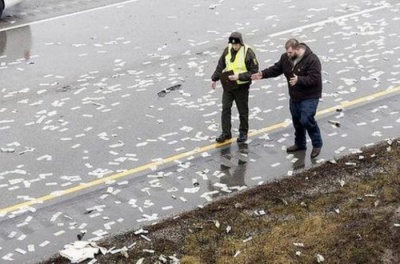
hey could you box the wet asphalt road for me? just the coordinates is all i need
[0,0,400,262]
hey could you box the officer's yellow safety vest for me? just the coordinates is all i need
[225,44,249,85]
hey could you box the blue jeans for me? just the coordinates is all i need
[289,98,323,148]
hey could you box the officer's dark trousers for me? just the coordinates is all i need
[221,85,249,136]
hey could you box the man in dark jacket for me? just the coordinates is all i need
[252,39,323,158]
[211,32,259,143]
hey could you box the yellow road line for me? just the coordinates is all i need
[1,86,400,216]
[317,86,400,116]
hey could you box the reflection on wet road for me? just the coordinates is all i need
[207,143,248,198]
[289,150,306,171]
[0,25,32,63]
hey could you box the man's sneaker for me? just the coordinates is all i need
[286,144,306,153]
[311,147,321,158]
[237,133,248,143]
[216,134,232,143]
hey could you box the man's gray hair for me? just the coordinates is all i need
[285,38,300,50]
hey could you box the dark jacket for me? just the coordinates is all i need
[211,32,259,86]
[261,44,322,101]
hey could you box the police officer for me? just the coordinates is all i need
[211,32,259,143]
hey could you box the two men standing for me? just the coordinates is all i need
[212,35,323,158]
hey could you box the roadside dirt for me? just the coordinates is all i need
[45,139,400,264]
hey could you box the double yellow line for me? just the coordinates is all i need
[1,86,400,216]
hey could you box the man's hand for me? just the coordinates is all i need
[228,74,239,81]
[289,74,298,86]
[211,81,217,90]
[251,72,263,80]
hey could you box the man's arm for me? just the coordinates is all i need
[261,54,285,78]
[211,47,229,82]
